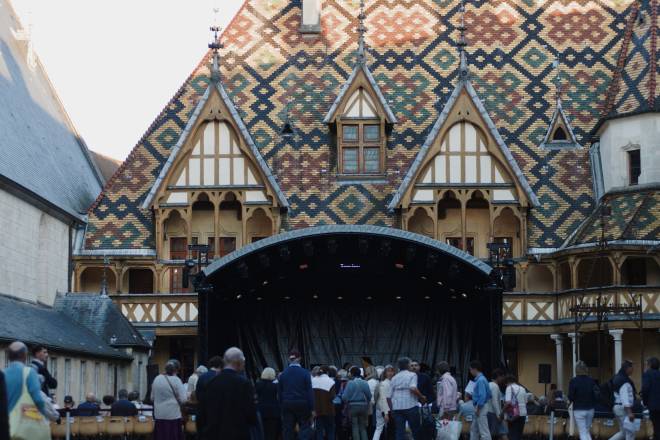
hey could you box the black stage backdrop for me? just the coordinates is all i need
[206,296,494,382]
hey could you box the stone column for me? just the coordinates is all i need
[568,332,579,377]
[550,334,565,391]
[609,329,624,372]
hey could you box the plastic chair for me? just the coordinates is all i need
[106,416,129,437]
[133,415,155,436]
[50,421,67,439]
[78,416,101,436]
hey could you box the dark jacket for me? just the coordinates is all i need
[278,364,314,410]
[0,371,9,440]
[612,368,637,397]
[31,359,57,395]
[642,368,660,411]
[110,399,138,416]
[417,372,435,404]
[77,401,101,416]
[200,368,257,440]
[568,375,599,410]
[256,379,280,419]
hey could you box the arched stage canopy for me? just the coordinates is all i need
[199,225,502,379]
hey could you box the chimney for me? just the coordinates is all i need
[300,0,321,34]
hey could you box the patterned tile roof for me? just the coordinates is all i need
[564,184,660,247]
[599,0,660,127]
[85,0,633,251]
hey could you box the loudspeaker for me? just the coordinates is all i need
[538,363,551,384]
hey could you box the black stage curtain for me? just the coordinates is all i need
[208,297,492,382]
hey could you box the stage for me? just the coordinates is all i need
[199,225,503,380]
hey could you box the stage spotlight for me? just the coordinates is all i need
[396,296,402,300]
[420,276,427,280]
[405,246,416,262]
[284,296,291,300]
[258,253,270,268]
[256,297,263,301]
[379,240,392,256]
[366,296,373,300]
[358,238,369,254]
[425,253,438,270]
[327,238,338,254]
[236,294,242,300]
[437,281,443,286]
[237,262,249,279]
[461,292,468,298]
[337,296,343,300]
[313,294,319,299]
[279,246,291,261]
[303,241,314,257]
[299,263,309,270]
[262,280,269,286]
[424,295,431,300]
[395,263,404,269]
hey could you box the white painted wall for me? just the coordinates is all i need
[599,114,660,193]
[0,188,70,305]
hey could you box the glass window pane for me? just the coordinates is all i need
[343,148,358,174]
[364,148,380,173]
[364,125,380,141]
[343,125,358,142]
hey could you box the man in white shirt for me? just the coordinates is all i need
[609,360,637,440]
[387,357,425,440]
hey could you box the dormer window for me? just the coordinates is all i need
[552,126,567,141]
[340,119,382,174]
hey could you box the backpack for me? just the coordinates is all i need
[599,379,615,409]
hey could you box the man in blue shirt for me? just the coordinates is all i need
[278,350,314,440]
[468,360,491,440]
[4,341,46,418]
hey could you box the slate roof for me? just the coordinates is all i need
[0,0,102,220]
[0,294,132,360]
[599,0,660,128]
[563,184,660,248]
[53,294,150,350]
[85,0,636,250]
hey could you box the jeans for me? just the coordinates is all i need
[608,405,634,440]
[650,410,660,440]
[316,414,335,440]
[507,417,525,440]
[574,409,595,440]
[469,410,490,440]
[393,407,420,440]
[350,405,369,440]
[373,410,387,440]
[282,402,313,440]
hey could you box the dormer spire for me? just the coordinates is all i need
[357,0,367,65]
[457,0,469,78]
[552,55,562,106]
[208,14,224,83]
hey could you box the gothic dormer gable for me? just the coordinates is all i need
[539,100,581,150]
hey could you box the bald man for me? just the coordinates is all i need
[4,341,46,420]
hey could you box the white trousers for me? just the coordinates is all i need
[574,409,594,440]
[469,411,491,440]
[372,411,387,440]
[608,405,635,440]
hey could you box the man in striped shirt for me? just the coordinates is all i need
[387,357,426,440]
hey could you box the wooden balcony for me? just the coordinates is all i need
[503,285,660,333]
[111,294,198,326]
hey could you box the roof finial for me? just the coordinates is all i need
[357,0,367,65]
[552,54,562,106]
[457,0,469,78]
[208,9,223,83]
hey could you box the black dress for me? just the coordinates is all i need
[256,379,281,440]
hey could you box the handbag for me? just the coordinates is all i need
[9,367,50,440]
[164,374,188,417]
[505,385,521,421]
[436,418,462,440]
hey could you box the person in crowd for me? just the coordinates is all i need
[458,395,476,422]
[278,349,314,440]
[568,361,599,440]
[30,345,57,395]
[151,359,187,440]
[342,366,372,440]
[468,360,491,440]
[63,395,76,413]
[365,365,379,436]
[335,369,351,440]
[36,376,59,422]
[312,365,336,440]
[312,366,321,378]
[410,360,434,407]
[5,341,48,437]
[547,387,568,415]
[525,394,544,415]
[111,389,138,416]
[186,365,208,400]
[0,369,8,440]
[436,361,458,419]
[609,360,637,440]
[199,347,257,440]
[77,392,100,416]
[101,395,115,412]
[373,365,395,440]
[502,375,527,440]
[388,357,425,440]
[256,367,281,440]
[195,356,223,403]
[642,357,660,440]
[485,369,506,439]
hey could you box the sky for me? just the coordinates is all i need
[11,0,244,161]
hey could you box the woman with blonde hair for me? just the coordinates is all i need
[373,365,395,440]
[256,367,280,440]
[568,361,599,440]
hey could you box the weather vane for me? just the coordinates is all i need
[457,0,469,76]
[208,8,224,83]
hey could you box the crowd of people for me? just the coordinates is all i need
[1,339,659,440]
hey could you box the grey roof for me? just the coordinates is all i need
[0,1,103,220]
[0,294,132,360]
[54,294,150,350]
[388,76,540,211]
[204,224,493,277]
[323,62,397,124]
[142,79,289,209]
[538,99,582,150]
